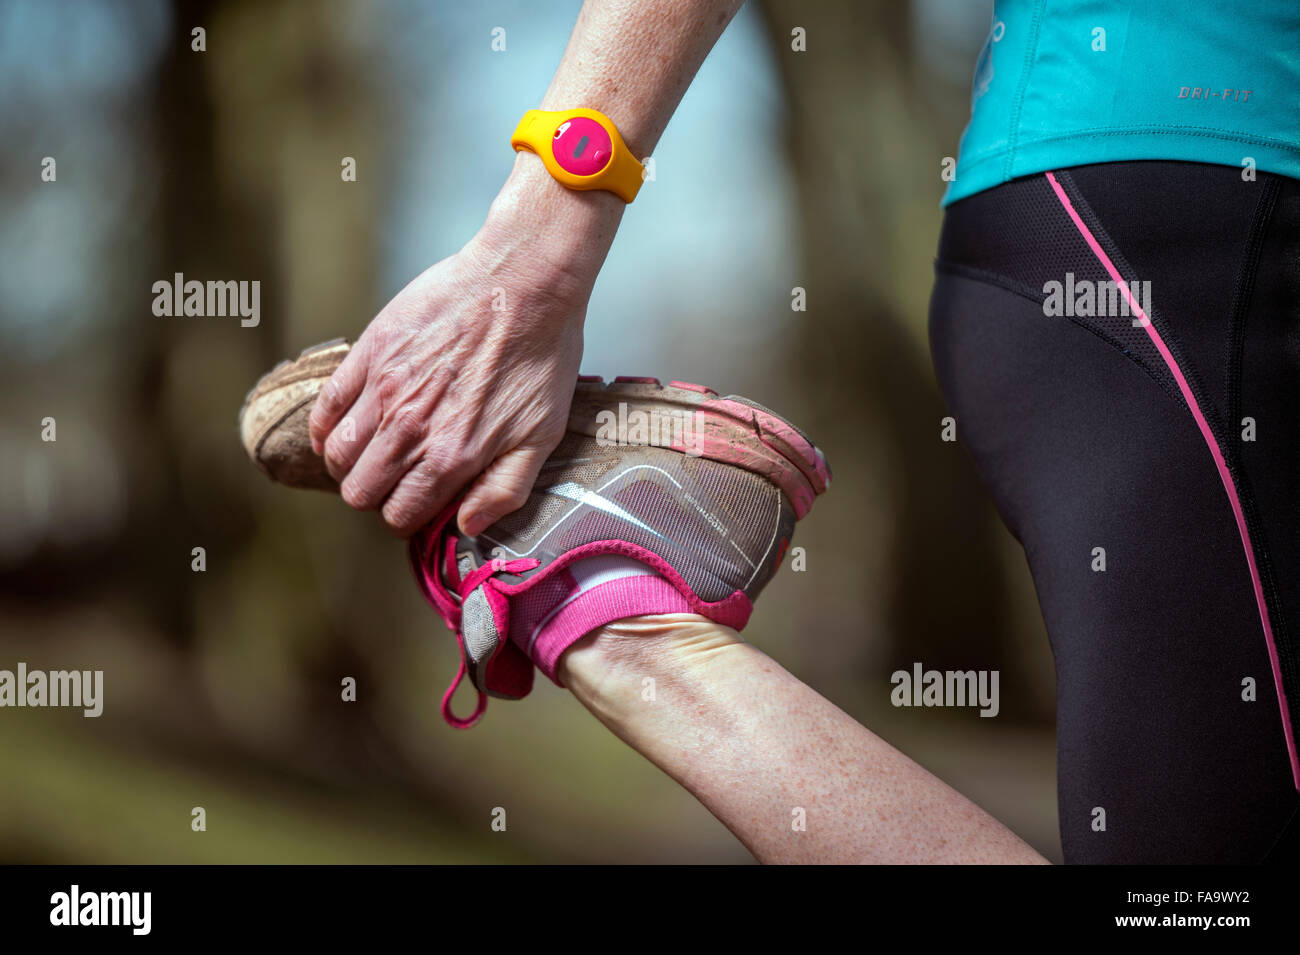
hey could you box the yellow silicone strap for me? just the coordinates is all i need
[510,108,645,203]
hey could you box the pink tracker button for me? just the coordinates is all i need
[552,117,613,176]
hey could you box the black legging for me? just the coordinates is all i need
[929,160,1300,863]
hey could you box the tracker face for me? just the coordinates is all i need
[552,117,612,176]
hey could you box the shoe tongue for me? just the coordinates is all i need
[452,544,533,700]
[454,550,498,667]
[459,582,500,668]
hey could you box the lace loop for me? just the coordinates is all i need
[408,503,540,728]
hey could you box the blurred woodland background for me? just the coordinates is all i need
[0,0,1062,863]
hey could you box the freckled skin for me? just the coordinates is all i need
[558,616,1049,864]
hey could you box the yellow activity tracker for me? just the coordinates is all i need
[510,108,646,203]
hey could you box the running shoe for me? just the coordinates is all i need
[410,375,830,726]
[239,343,831,727]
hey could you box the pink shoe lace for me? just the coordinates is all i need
[407,500,539,728]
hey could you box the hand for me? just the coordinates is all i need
[308,157,623,537]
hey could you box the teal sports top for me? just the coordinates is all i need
[943,1,1300,206]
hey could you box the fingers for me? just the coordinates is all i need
[457,442,554,537]
[335,397,432,509]
[379,451,482,538]
[347,418,556,536]
[309,340,369,456]
[322,396,380,487]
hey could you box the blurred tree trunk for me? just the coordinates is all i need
[130,0,230,642]
[757,0,1049,720]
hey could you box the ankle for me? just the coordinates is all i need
[556,613,743,712]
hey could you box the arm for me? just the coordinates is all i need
[558,615,1050,865]
[309,0,746,537]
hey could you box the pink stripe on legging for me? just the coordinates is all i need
[1045,170,1300,790]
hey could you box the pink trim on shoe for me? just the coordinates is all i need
[482,639,534,701]
[668,380,719,395]
[412,523,755,726]
[527,574,693,684]
[692,397,831,519]
[488,538,754,631]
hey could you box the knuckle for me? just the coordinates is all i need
[323,435,352,476]
[381,498,416,535]
[340,479,371,511]
[500,483,532,511]
[373,364,405,408]
[313,386,335,415]
[386,404,428,447]
[475,471,529,515]
[426,434,469,475]
[318,378,345,412]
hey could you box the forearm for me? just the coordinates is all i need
[541,0,744,155]
[312,4,745,535]
[558,616,1049,864]
[480,0,744,289]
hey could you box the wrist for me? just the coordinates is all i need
[480,152,626,284]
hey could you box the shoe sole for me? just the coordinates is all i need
[240,341,830,516]
[238,338,350,490]
[568,376,830,519]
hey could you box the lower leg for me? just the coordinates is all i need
[558,614,1047,864]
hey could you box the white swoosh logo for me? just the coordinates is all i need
[481,464,684,557]
[544,481,667,542]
